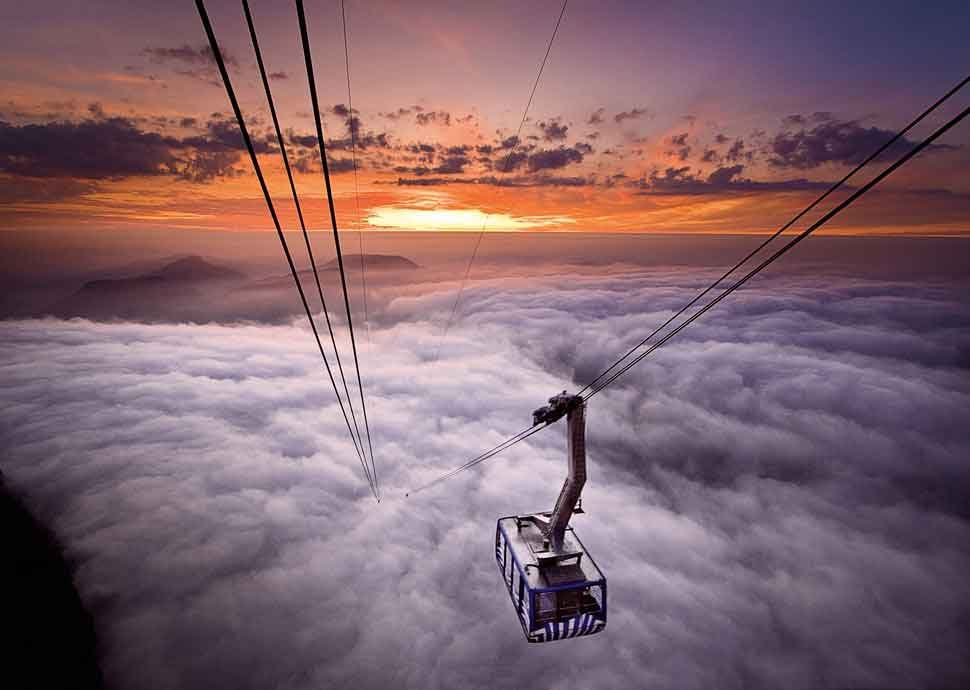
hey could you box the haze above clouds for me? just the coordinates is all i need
[1,242,970,689]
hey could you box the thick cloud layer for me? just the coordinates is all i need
[1,264,969,690]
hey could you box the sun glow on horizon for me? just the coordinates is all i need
[365,206,576,232]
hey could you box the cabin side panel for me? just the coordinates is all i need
[495,521,532,638]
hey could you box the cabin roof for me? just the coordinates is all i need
[498,515,605,591]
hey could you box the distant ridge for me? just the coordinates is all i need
[145,255,243,281]
[50,256,243,320]
[323,254,419,271]
[77,256,242,294]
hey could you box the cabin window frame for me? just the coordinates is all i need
[529,577,608,625]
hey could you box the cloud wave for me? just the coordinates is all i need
[1,266,969,690]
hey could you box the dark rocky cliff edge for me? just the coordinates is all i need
[1,472,104,690]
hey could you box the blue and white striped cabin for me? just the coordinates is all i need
[495,516,607,643]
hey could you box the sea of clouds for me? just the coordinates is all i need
[2,264,969,690]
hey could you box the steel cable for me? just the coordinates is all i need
[242,0,375,493]
[296,0,380,499]
[195,0,375,498]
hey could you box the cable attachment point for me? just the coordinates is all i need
[532,391,583,426]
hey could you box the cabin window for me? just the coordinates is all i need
[536,592,556,619]
[557,588,581,617]
[511,566,520,602]
[589,583,604,610]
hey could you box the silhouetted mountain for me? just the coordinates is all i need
[25,253,419,323]
[323,254,419,271]
[49,256,244,321]
[76,256,242,293]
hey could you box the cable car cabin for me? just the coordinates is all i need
[496,515,606,642]
[494,393,606,642]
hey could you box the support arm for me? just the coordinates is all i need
[546,397,586,551]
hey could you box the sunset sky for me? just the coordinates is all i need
[3,4,970,688]
[1,0,968,235]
